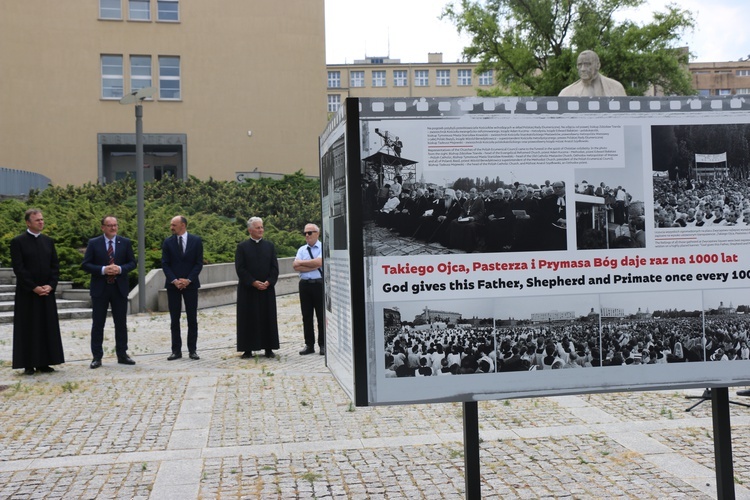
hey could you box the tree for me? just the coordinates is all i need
[442,0,696,96]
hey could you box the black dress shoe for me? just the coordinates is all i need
[36,366,55,373]
[241,351,253,359]
[90,358,102,369]
[189,351,200,360]
[737,389,750,397]
[319,347,325,356]
[117,355,136,365]
[24,368,35,375]
[265,350,275,358]
[299,345,315,355]
[167,352,182,361]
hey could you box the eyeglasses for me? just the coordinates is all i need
[304,231,318,236]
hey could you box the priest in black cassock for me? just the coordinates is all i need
[10,209,65,375]
[235,216,279,358]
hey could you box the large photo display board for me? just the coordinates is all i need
[320,96,750,406]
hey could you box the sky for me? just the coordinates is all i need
[325,0,750,65]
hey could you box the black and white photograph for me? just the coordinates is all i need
[383,298,496,376]
[575,165,646,251]
[492,294,601,370]
[365,169,571,256]
[652,124,750,229]
[703,288,750,362]
[599,290,704,365]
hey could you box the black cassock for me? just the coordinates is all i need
[10,232,65,369]
[234,238,280,352]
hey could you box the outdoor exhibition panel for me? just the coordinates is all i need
[320,96,750,406]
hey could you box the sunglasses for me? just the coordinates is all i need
[304,231,318,236]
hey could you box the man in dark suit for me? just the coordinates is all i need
[10,208,65,375]
[81,215,137,369]
[161,215,204,360]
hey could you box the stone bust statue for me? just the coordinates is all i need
[558,50,627,97]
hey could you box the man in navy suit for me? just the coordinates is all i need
[161,215,204,360]
[82,216,137,369]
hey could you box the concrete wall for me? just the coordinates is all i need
[128,257,298,314]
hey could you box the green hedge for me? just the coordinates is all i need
[0,172,321,289]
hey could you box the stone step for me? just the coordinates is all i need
[0,307,92,324]
[0,298,91,313]
[0,268,14,285]
[0,282,80,301]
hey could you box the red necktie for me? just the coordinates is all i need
[107,240,115,284]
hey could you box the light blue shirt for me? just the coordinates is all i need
[296,240,322,280]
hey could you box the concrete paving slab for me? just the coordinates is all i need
[2,294,750,498]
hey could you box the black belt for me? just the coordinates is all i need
[301,278,323,284]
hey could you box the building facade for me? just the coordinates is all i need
[325,53,496,114]
[691,61,750,97]
[0,0,327,186]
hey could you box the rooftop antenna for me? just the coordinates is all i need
[387,27,390,58]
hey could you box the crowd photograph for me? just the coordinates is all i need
[381,288,750,377]
[651,123,750,229]
[364,170,570,255]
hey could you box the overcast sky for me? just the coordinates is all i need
[325,0,750,64]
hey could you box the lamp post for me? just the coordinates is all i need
[119,86,155,313]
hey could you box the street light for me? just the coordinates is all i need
[119,86,155,313]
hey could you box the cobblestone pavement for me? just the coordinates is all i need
[2,294,750,499]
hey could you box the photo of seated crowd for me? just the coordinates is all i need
[703,291,750,362]
[651,123,750,229]
[364,172,568,254]
[653,176,750,228]
[382,290,746,377]
[575,179,646,250]
[383,296,603,377]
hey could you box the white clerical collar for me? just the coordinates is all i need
[250,237,263,243]
[27,229,40,237]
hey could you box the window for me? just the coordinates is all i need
[130,55,152,92]
[129,0,150,20]
[414,70,429,87]
[159,56,180,99]
[328,94,341,112]
[157,0,179,21]
[698,89,710,97]
[327,71,341,88]
[436,69,450,86]
[737,70,750,77]
[478,70,493,86]
[393,70,407,87]
[737,88,750,95]
[717,89,731,96]
[100,0,122,19]
[372,70,386,87]
[457,69,472,86]
[101,55,123,99]
[350,71,364,88]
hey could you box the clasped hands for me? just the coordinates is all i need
[104,263,121,276]
[252,280,270,291]
[172,278,191,290]
[33,285,53,296]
